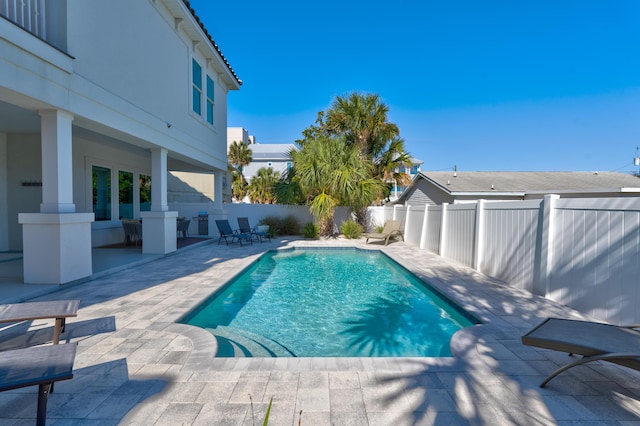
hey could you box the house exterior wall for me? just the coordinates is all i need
[0,134,7,251]
[6,134,41,250]
[402,179,453,206]
[244,159,292,182]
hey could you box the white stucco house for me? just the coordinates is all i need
[0,0,241,284]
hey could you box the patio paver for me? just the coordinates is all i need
[1,238,639,424]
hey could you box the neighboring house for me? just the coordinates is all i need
[243,143,296,183]
[0,0,241,284]
[396,171,640,205]
[227,126,257,148]
[388,157,423,202]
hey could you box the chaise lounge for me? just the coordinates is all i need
[237,217,271,242]
[215,219,253,246]
[0,300,80,345]
[365,220,404,246]
[521,317,640,387]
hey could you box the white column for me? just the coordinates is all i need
[19,109,93,284]
[39,110,75,213]
[150,148,168,212]
[141,148,176,254]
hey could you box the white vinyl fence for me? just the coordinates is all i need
[383,195,640,325]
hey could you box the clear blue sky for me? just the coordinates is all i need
[189,0,640,173]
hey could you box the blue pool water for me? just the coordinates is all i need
[181,248,478,357]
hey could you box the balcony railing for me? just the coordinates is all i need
[0,0,46,40]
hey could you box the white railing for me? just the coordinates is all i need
[0,0,46,39]
[393,196,640,325]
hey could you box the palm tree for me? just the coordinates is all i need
[247,167,279,204]
[228,141,252,202]
[288,136,384,235]
[324,92,400,159]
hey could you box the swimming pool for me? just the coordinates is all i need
[181,248,479,357]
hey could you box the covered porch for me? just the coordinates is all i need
[0,236,212,304]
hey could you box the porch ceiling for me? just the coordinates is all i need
[0,99,216,173]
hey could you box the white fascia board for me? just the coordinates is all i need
[450,191,525,197]
[1,19,73,74]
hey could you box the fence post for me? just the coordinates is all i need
[393,204,400,221]
[439,203,449,257]
[473,200,485,271]
[533,194,558,297]
[419,204,430,249]
[404,205,411,239]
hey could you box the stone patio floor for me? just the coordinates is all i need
[1,237,640,425]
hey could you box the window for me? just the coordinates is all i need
[206,75,214,124]
[192,59,202,115]
[286,162,292,170]
[118,171,134,219]
[139,174,151,212]
[410,165,419,174]
[92,166,111,221]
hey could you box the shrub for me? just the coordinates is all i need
[281,215,301,235]
[303,222,319,239]
[258,214,301,236]
[341,219,363,239]
[375,224,385,233]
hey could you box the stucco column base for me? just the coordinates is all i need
[206,209,228,236]
[141,211,178,254]
[18,213,94,284]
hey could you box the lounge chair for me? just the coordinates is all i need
[522,317,640,387]
[215,219,253,246]
[365,220,404,246]
[237,217,271,242]
[0,300,80,345]
[0,343,77,426]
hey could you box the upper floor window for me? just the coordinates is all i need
[206,75,214,124]
[410,165,419,174]
[192,59,202,115]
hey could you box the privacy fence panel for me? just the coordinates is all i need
[479,200,541,292]
[442,203,476,268]
[404,205,424,246]
[424,206,442,254]
[549,198,640,325]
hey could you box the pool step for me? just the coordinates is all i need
[208,326,296,358]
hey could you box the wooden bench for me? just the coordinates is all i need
[0,300,80,344]
[0,343,77,426]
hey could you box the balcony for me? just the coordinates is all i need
[0,0,47,40]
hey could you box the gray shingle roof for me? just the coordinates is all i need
[248,144,296,160]
[421,171,640,194]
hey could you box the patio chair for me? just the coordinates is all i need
[365,220,404,246]
[121,219,142,247]
[215,219,252,246]
[237,217,271,242]
[521,317,640,387]
[177,219,190,239]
